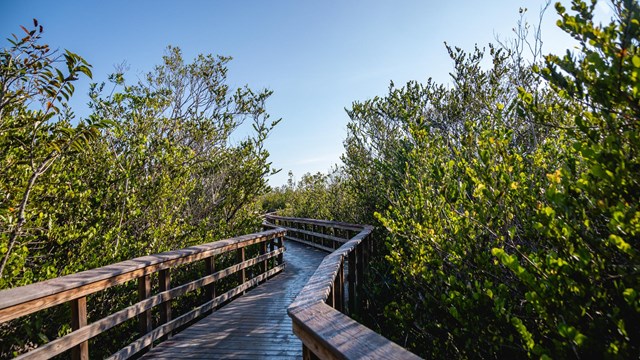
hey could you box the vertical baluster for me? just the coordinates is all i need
[261,240,268,276]
[335,261,344,312]
[269,234,275,267]
[333,264,340,311]
[327,287,334,307]
[277,235,284,265]
[205,255,216,306]
[138,275,152,340]
[237,247,246,293]
[356,242,364,315]
[321,225,327,249]
[348,250,356,316]
[71,297,88,360]
[311,224,316,246]
[159,268,171,339]
[301,222,306,243]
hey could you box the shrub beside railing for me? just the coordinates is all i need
[265,215,420,360]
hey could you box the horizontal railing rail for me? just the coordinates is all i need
[265,214,362,252]
[265,215,420,360]
[0,228,286,360]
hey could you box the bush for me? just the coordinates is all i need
[341,0,640,357]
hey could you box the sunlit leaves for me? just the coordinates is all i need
[1,24,278,358]
[330,1,640,358]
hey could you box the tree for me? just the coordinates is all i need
[494,0,640,356]
[1,25,280,358]
[0,20,109,287]
[339,0,639,357]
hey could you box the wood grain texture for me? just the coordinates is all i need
[276,219,422,359]
[0,229,286,323]
[8,216,421,359]
[70,297,88,360]
[139,241,326,360]
[12,250,287,360]
[5,230,286,360]
[110,264,286,360]
[292,303,422,360]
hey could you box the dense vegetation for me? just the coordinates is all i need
[0,21,278,357]
[2,0,638,358]
[264,0,640,358]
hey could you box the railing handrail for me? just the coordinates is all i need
[0,228,285,322]
[0,227,287,359]
[265,214,366,232]
[265,215,421,360]
[286,225,372,312]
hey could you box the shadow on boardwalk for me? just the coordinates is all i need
[140,241,326,359]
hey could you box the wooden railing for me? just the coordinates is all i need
[265,215,421,360]
[0,228,286,360]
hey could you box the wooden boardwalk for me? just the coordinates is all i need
[0,218,420,359]
[140,240,327,359]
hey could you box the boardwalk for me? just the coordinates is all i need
[0,218,418,359]
[140,240,327,359]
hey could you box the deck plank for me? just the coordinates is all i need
[140,241,326,360]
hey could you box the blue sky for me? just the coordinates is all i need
[1,1,608,186]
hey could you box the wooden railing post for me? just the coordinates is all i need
[261,241,268,276]
[205,255,216,303]
[348,249,357,316]
[159,268,172,339]
[334,261,344,313]
[237,247,246,293]
[0,228,288,360]
[356,242,364,314]
[276,235,284,265]
[269,236,275,263]
[71,297,88,360]
[321,225,327,248]
[138,275,152,337]
[327,287,335,307]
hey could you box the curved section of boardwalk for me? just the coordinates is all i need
[140,240,326,359]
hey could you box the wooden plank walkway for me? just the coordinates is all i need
[140,240,327,359]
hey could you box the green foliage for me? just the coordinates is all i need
[0,23,278,358]
[504,0,640,356]
[0,20,111,288]
[338,1,640,358]
[261,167,359,223]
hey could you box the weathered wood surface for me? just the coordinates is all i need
[0,229,286,324]
[4,216,421,359]
[271,216,422,360]
[291,303,421,360]
[1,229,286,360]
[139,240,327,359]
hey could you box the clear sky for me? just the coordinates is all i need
[0,1,611,186]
